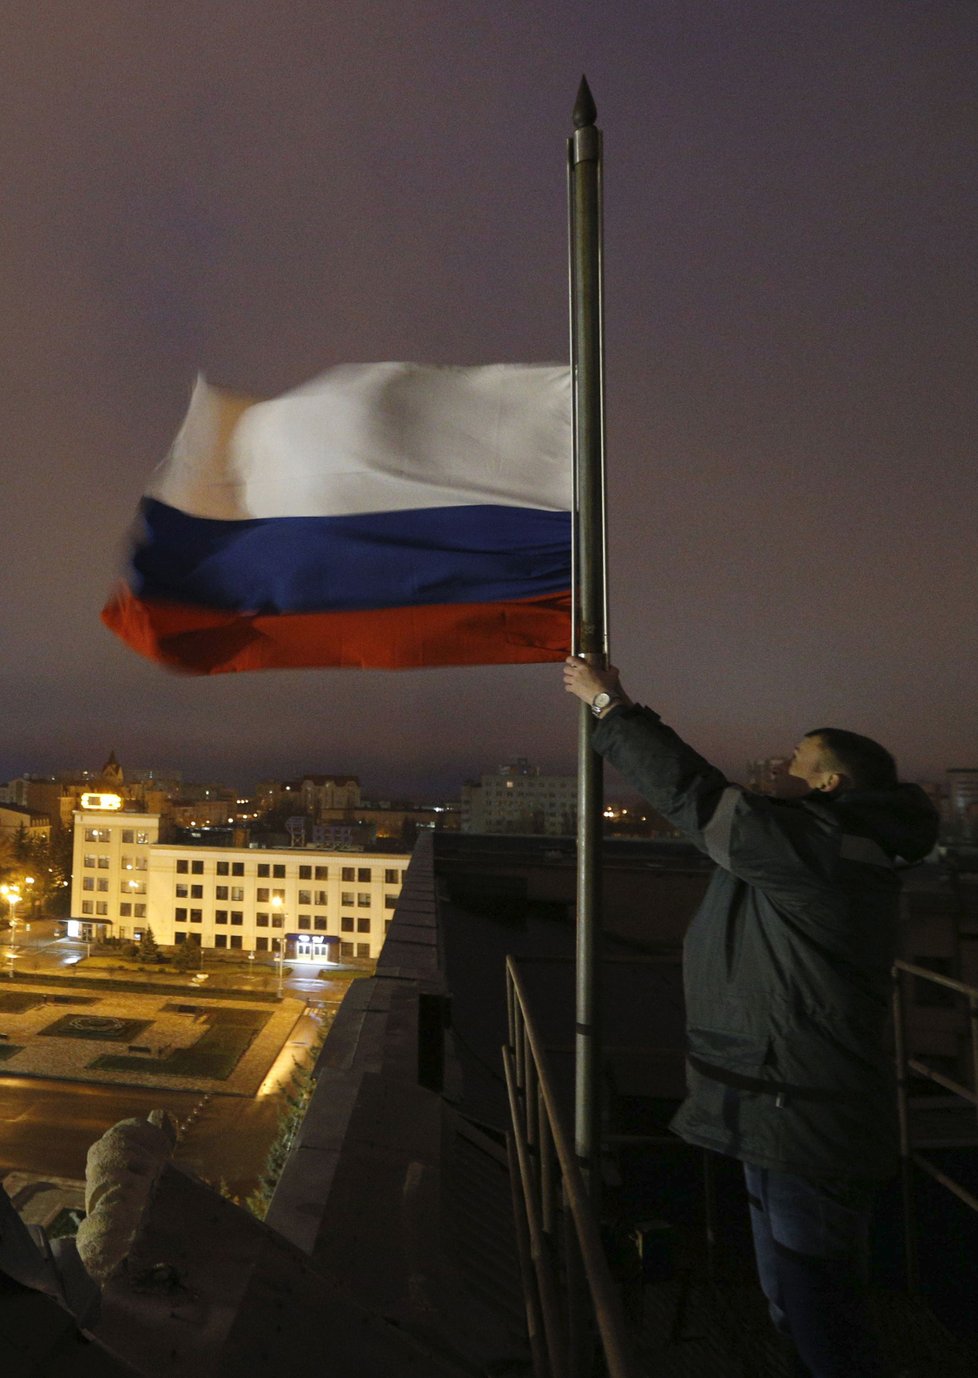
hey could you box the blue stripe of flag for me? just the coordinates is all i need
[132,498,571,615]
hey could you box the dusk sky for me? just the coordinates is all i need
[2,3,975,798]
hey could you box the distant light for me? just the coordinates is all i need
[81,793,123,811]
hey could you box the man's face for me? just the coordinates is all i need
[787,735,833,791]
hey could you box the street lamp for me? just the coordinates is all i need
[271,896,286,998]
[1,885,21,946]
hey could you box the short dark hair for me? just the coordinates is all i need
[805,728,898,790]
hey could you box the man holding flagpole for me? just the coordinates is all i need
[564,656,938,1378]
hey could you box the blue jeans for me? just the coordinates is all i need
[744,1164,885,1378]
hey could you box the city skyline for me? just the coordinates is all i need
[2,5,975,796]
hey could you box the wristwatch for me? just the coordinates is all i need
[591,691,622,717]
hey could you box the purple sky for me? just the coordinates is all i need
[1,3,975,797]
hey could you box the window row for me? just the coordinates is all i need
[170,859,402,883]
[83,828,152,844]
[174,933,373,957]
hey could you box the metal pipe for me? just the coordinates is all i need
[540,1083,556,1237]
[506,1130,551,1378]
[568,73,608,1201]
[509,963,640,1378]
[906,1056,978,1106]
[503,1045,569,1378]
[911,1151,978,1214]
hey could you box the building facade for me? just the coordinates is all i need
[70,807,408,961]
[461,759,577,836]
[947,768,978,842]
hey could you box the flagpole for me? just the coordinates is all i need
[568,75,608,1199]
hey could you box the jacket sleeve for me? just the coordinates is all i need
[593,706,839,902]
[592,706,731,846]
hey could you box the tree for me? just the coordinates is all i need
[173,935,201,970]
[138,927,160,963]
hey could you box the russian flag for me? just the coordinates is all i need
[101,363,572,673]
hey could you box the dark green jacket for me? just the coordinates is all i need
[593,706,939,1180]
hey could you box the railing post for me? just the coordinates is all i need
[563,1201,593,1378]
[891,965,920,1295]
[540,1083,556,1238]
[507,1131,551,1378]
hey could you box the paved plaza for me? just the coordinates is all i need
[0,983,306,1096]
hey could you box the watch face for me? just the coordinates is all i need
[593,692,611,710]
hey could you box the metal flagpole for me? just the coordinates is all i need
[568,75,608,1199]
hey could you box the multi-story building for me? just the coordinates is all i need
[947,768,978,842]
[461,758,577,836]
[0,803,51,849]
[69,805,408,961]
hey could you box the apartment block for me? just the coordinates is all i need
[70,806,407,961]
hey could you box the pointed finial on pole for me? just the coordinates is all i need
[573,74,597,129]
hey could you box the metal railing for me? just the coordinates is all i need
[892,959,978,1292]
[503,955,641,1378]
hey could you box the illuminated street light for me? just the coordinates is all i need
[271,896,287,998]
[1,885,22,947]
